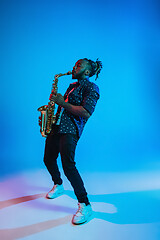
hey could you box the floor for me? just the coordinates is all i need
[0,169,160,240]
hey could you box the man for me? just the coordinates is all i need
[43,58,102,224]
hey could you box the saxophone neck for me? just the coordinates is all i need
[54,71,72,79]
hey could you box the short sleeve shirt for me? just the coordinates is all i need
[53,77,100,138]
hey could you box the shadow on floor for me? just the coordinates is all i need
[0,188,160,239]
[65,189,160,224]
[1,189,160,224]
[0,192,76,214]
[0,215,72,240]
[0,193,46,210]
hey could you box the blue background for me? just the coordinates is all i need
[0,0,160,177]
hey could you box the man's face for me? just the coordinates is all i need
[72,59,89,79]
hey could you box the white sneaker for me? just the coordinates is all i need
[72,203,93,225]
[46,184,64,199]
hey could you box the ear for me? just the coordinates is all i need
[85,70,90,76]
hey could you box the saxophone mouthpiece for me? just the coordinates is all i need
[67,71,72,75]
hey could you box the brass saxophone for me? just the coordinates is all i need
[37,71,72,137]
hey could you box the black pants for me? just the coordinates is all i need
[43,126,89,205]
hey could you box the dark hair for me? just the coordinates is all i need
[83,58,103,80]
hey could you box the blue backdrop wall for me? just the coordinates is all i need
[1,0,160,177]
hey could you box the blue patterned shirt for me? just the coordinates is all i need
[52,77,100,138]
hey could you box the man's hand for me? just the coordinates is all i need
[50,93,65,107]
[50,91,90,119]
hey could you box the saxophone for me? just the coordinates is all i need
[37,71,72,137]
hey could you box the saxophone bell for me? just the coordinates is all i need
[37,71,71,137]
